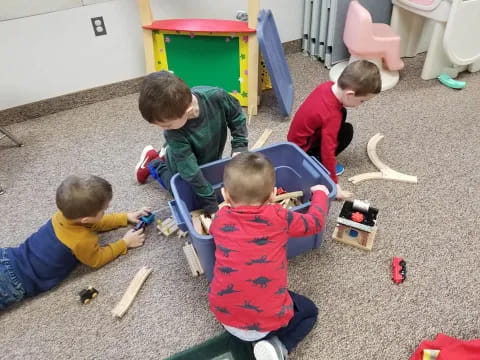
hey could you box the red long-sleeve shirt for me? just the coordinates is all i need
[208,190,329,332]
[410,333,480,360]
[287,81,344,183]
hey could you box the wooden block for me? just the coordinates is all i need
[273,191,303,203]
[183,242,204,276]
[177,230,189,239]
[190,209,204,217]
[286,199,296,209]
[157,223,178,237]
[158,217,174,227]
[192,215,205,235]
[112,266,152,318]
[157,217,179,236]
[199,214,212,234]
[332,225,377,251]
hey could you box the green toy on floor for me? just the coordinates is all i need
[166,332,254,360]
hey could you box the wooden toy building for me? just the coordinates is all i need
[137,0,265,118]
[332,200,379,250]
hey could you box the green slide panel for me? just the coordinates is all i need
[165,34,240,93]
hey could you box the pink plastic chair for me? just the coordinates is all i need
[344,0,404,71]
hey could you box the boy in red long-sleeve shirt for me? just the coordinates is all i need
[208,152,330,360]
[287,60,381,200]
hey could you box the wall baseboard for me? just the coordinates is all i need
[0,78,144,127]
[0,39,302,127]
[282,38,302,55]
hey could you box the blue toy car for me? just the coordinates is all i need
[134,212,155,231]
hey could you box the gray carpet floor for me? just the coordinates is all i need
[1,53,479,360]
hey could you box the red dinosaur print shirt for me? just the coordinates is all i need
[208,190,329,332]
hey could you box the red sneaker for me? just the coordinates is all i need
[135,145,159,184]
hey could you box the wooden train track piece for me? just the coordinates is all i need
[112,266,152,318]
[349,133,418,185]
[251,128,273,150]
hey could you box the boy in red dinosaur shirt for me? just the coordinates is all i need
[208,152,330,360]
[287,60,381,200]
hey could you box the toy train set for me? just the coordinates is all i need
[332,199,379,250]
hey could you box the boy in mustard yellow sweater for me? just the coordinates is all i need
[0,175,149,310]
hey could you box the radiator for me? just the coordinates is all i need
[302,0,393,69]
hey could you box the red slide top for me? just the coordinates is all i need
[144,19,256,33]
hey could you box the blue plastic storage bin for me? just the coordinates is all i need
[169,142,337,281]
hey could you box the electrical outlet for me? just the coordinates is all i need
[91,16,107,36]
[236,10,248,22]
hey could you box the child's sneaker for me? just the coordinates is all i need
[254,336,288,360]
[336,163,345,176]
[135,145,159,184]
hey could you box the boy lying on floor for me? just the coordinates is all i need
[0,175,148,310]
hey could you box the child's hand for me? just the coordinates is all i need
[123,228,145,248]
[310,184,329,196]
[127,207,152,224]
[335,184,353,200]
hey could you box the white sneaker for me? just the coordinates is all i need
[159,145,167,160]
[254,337,287,360]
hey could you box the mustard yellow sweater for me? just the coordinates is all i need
[52,211,128,267]
[7,211,129,296]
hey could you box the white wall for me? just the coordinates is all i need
[0,0,303,110]
[0,0,113,21]
[151,0,303,42]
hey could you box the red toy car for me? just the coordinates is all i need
[392,257,406,284]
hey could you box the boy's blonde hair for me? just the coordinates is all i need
[337,60,382,96]
[138,71,192,124]
[56,175,112,219]
[224,152,275,205]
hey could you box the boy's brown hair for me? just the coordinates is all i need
[138,71,192,124]
[337,60,382,96]
[56,175,113,219]
[223,152,275,205]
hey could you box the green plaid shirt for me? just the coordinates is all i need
[165,86,248,214]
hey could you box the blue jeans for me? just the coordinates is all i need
[148,159,172,192]
[0,248,26,310]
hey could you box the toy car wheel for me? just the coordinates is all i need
[399,260,406,267]
[400,269,406,276]
[91,292,98,299]
[83,298,90,304]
